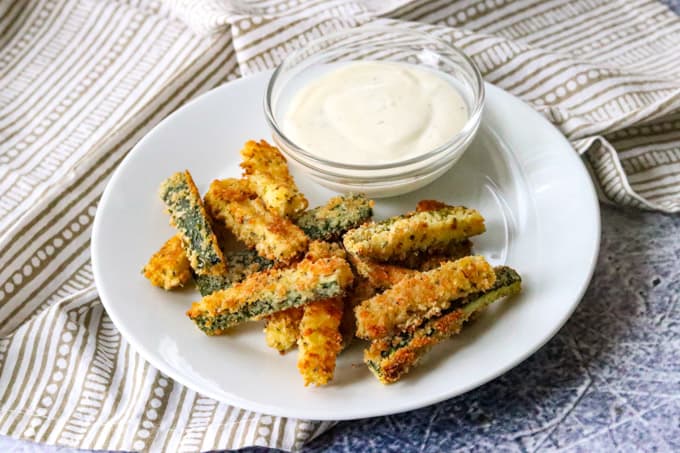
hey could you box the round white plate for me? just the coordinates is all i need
[91,71,600,420]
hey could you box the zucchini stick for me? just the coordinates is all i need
[187,256,353,335]
[343,206,485,262]
[297,297,344,386]
[400,239,473,271]
[355,255,496,340]
[142,235,192,290]
[151,212,353,295]
[204,178,308,264]
[264,307,304,353]
[348,253,418,291]
[261,240,345,351]
[194,250,273,296]
[365,266,522,384]
[159,171,226,276]
[295,193,374,241]
[240,139,308,219]
[349,240,473,290]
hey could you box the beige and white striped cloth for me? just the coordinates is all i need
[1,0,679,451]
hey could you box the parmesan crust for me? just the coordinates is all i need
[304,240,346,261]
[187,256,354,335]
[348,253,418,290]
[349,240,473,290]
[262,241,345,354]
[142,235,192,290]
[204,178,308,264]
[297,297,344,386]
[264,307,304,353]
[354,255,496,340]
[343,206,485,262]
[240,140,308,219]
[340,277,376,349]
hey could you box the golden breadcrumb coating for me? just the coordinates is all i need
[349,239,474,290]
[159,171,226,276]
[142,235,192,290]
[240,139,308,219]
[343,206,485,262]
[187,256,354,335]
[365,266,522,383]
[305,240,346,261]
[354,255,496,340]
[204,178,308,264]
[297,297,344,386]
[261,240,344,353]
[348,253,419,290]
[264,307,304,353]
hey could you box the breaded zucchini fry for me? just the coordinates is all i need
[194,250,273,296]
[240,140,308,219]
[264,307,304,353]
[142,235,192,290]
[365,266,522,383]
[355,256,496,340]
[343,206,485,262]
[201,241,339,298]
[159,171,226,276]
[295,194,374,241]
[297,297,344,386]
[349,239,473,290]
[408,200,474,268]
[187,256,353,335]
[204,178,308,264]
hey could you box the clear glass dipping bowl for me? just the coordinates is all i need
[264,26,485,198]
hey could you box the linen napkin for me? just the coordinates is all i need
[1,0,679,451]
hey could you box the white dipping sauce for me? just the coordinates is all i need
[282,61,469,165]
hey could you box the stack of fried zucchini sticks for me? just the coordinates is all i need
[143,139,522,386]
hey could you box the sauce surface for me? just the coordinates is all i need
[282,61,469,165]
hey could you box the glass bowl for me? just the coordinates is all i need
[264,26,485,198]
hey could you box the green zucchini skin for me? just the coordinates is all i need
[191,280,345,335]
[194,250,273,296]
[187,256,354,335]
[159,171,225,276]
[295,193,373,241]
[343,205,485,262]
[365,266,522,384]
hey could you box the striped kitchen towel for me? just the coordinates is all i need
[0,0,679,451]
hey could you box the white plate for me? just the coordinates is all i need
[91,71,600,420]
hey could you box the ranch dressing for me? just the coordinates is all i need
[282,61,469,165]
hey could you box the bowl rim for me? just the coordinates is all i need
[263,25,486,172]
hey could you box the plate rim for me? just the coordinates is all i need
[91,71,601,420]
